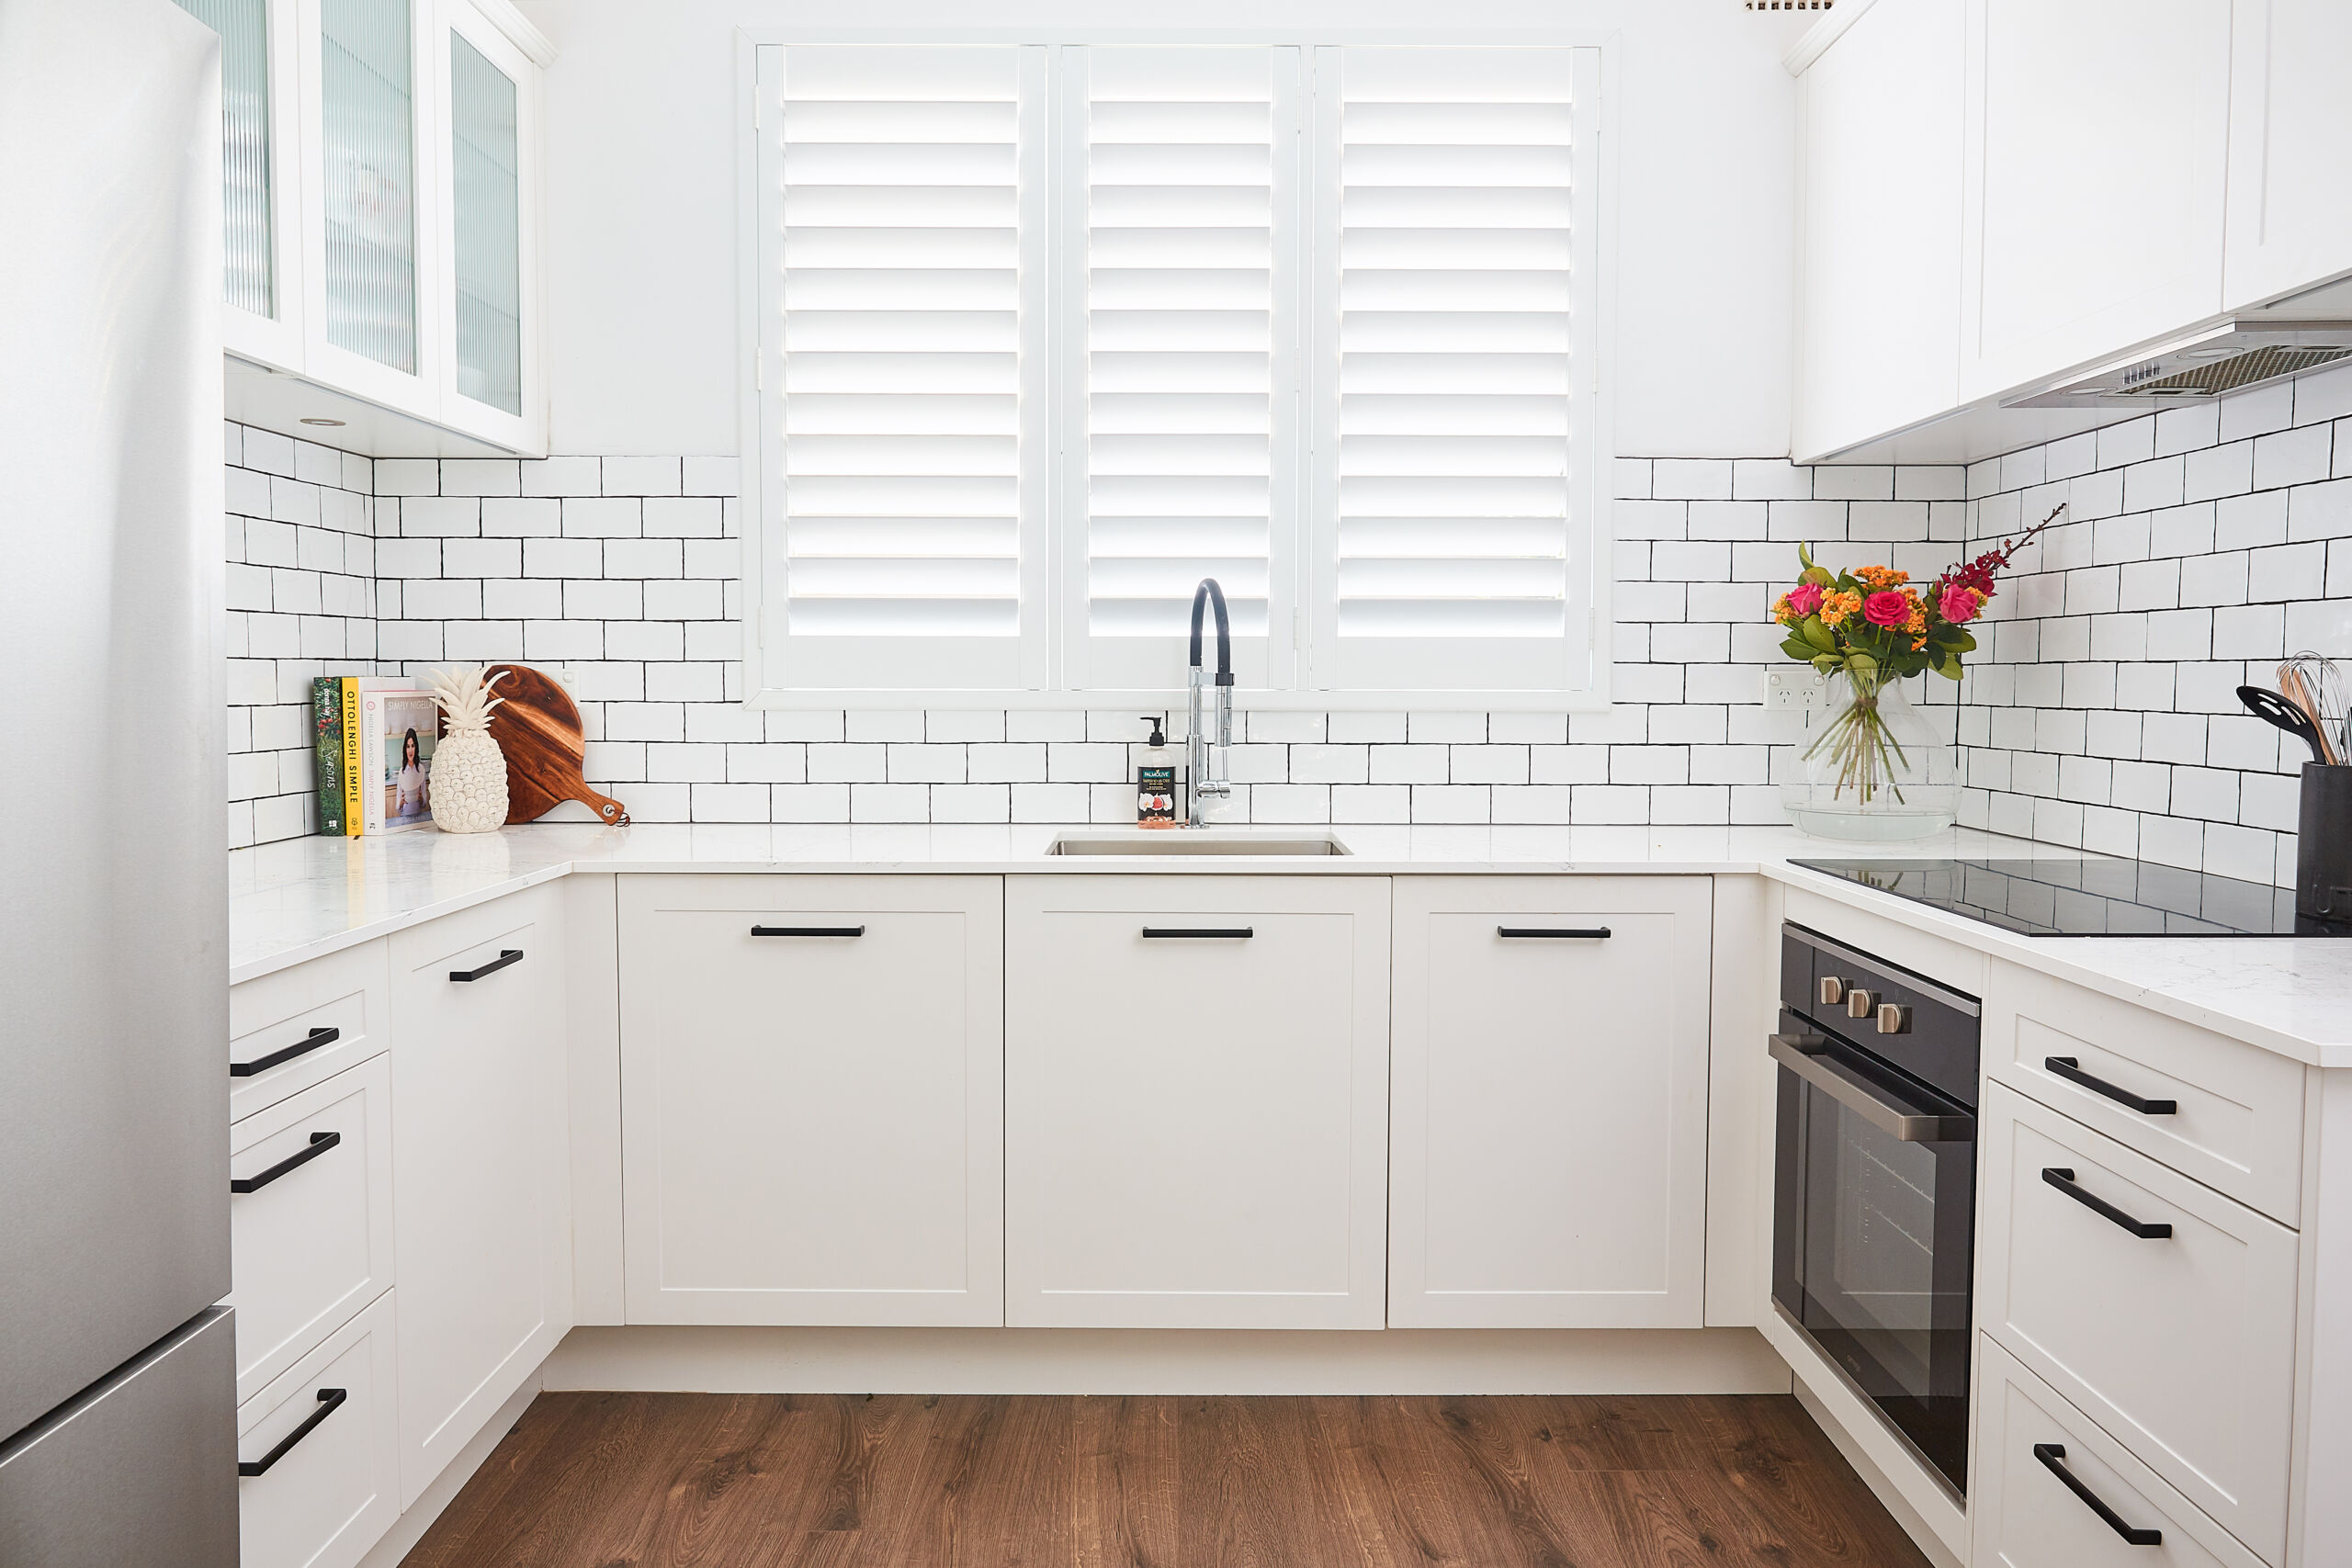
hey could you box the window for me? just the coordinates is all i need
[745,39,1607,707]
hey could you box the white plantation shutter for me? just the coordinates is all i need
[1308,46,1600,693]
[745,40,1605,705]
[1063,47,1299,691]
[755,46,1047,691]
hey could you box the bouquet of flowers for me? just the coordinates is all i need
[1771,502,2063,805]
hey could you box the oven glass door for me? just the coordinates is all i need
[1772,1036,1975,1496]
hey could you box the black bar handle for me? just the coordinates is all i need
[1142,927,1254,939]
[238,1388,348,1478]
[231,1026,340,1079]
[750,925,866,938]
[2032,1443,2162,1546]
[2042,1167,2172,1239]
[449,948,523,982]
[2045,1055,2177,1115]
[1498,926,1612,939]
[232,1131,341,1195]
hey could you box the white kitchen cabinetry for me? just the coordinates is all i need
[177,0,548,454]
[1958,0,2232,401]
[616,875,1005,1327]
[229,1054,394,1404]
[2224,0,2352,311]
[234,1292,402,1568]
[1004,875,1392,1329]
[1977,1083,2297,1562]
[1792,0,1966,463]
[1388,877,1711,1329]
[1972,1336,2266,1568]
[386,885,570,1506]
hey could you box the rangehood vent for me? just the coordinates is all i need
[2007,321,2352,408]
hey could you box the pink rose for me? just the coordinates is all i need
[1861,590,1912,628]
[1939,584,1980,625]
[1785,581,1824,618]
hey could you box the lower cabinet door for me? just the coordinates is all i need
[388,886,571,1507]
[236,1292,401,1568]
[1005,874,1392,1329]
[1387,876,1713,1327]
[616,874,1005,1326]
[1978,1084,2296,1562]
[1972,1335,2264,1568]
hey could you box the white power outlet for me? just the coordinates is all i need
[1764,667,1828,713]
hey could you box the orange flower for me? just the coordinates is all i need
[1819,590,1863,626]
[1855,564,1911,589]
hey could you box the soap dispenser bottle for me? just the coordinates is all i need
[1136,714,1178,827]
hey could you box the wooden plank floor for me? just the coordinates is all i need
[404,1393,1932,1568]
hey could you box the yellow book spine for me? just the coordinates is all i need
[340,678,363,837]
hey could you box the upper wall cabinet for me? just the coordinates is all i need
[1957,0,2232,402]
[2223,0,2352,312]
[1792,0,1965,463]
[175,0,549,456]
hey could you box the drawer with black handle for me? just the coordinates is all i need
[1977,1081,2297,1562]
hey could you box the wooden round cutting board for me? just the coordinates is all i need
[482,664,630,826]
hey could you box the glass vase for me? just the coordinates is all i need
[1781,668,1959,840]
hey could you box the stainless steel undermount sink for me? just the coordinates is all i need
[1046,831,1351,856]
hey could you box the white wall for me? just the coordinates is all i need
[511,0,1798,459]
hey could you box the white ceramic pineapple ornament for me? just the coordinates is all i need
[424,664,512,833]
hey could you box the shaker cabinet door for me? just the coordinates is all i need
[387,885,570,1507]
[1005,875,1391,1329]
[1387,876,1712,1327]
[617,874,1005,1327]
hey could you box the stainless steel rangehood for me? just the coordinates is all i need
[2005,318,2352,408]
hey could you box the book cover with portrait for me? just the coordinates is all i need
[360,685,441,834]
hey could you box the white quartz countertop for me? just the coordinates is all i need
[227,821,2352,1066]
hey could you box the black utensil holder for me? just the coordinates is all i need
[2299,764,2352,921]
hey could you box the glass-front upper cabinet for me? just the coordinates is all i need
[196,0,549,453]
[174,0,306,368]
[435,3,541,448]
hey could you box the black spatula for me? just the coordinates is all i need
[2239,684,2330,764]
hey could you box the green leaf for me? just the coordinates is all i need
[1780,637,1815,662]
[1934,659,1964,680]
[1799,616,1835,650]
[1849,651,1877,677]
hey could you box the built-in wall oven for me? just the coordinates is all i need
[1771,923,1980,1499]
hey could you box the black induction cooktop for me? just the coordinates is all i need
[1792,857,2352,937]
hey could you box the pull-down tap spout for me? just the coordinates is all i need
[1186,580,1233,827]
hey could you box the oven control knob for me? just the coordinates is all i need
[1818,976,1845,1007]
[1847,988,1875,1018]
[1877,1002,1912,1035]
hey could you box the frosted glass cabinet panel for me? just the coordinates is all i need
[318,0,420,375]
[447,34,522,415]
[176,0,276,315]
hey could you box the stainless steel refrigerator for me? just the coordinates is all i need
[0,0,239,1562]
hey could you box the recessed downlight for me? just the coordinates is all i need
[300,416,345,427]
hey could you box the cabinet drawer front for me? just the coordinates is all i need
[230,1055,394,1404]
[1972,1336,2266,1568]
[1006,875,1391,1329]
[1985,962,2305,1224]
[229,940,390,1122]
[1979,1085,2295,1561]
[618,874,1004,1326]
[236,1292,401,1568]
[1389,876,1712,1328]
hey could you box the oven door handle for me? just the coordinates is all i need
[1770,1033,1975,1143]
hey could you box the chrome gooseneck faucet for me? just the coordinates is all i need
[1186,578,1233,827]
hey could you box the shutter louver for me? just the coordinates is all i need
[763,47,1046,690]
[1312,46,1594,692]
[1071,48,1295,690]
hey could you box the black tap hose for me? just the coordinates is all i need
[1188,579,1234,686]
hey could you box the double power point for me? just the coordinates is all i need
[1763,667,1829,714]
